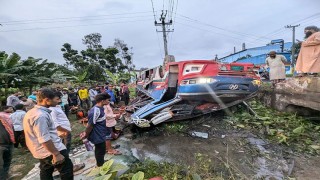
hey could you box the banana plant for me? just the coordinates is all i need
[105,69,135,85]
[0,51,30,96]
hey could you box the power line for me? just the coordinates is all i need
[251,13,320,43]
[162,0,165,11]
[2,15,153,26]
[290,13,320,25]
[150,0,164,59]
[175,22,259,45]
[168,0,178,52]
[0,18,153,32]
[0,11,154,24]
[176,14,270,42]
[150,0,157,22]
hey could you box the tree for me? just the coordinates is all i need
[114,38,134,73]
[0,51,29,96]
[16,57,60,94]
[82,33,102,49]
[61,33,135,82]
[61,43,88,70]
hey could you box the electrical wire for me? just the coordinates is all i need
[168,0,178,52]
[0,11,154,24]
[0,18,153,32]
[150,0,157,22]
[176,14,270,43]
[175,21,260,46]
[150,0,164,58]
[2,15,154,26]
[251,13,320,43]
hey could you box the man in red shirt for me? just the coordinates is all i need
[0,115,15,179]
[120,83,130,105]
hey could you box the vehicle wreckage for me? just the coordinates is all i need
[125,56,261,128]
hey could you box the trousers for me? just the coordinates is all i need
[0,145,13,180]
[39,149,73,180]
[94,142,106,167]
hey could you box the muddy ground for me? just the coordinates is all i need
[128,112,320,180]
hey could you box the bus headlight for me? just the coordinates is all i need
[198,78,215,84]
[252,80,261,86]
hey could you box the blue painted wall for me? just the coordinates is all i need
[220,42,293,63]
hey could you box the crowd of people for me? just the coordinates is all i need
[0,82,131,180]
[266,25,320,87]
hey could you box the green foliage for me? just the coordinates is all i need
[120,159,184,179]
[61,33,135,84]
[87,159,127,180]
[131,171,144,180]
[0,51,22,85]
[164,122,187,134]
[100,159,114,175]
[105,69,133,84]
[121,154,237,179]
[61,33,134,75]
[225,100,320,154]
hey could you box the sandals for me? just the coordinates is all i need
[107,149,122,155]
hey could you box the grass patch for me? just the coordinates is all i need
[225,100,320,154]
[10,148,38,180]
[120,153,243,179]
[69,114,86,148]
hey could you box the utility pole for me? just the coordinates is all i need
[155,10,173,56]
[285,24,300,67]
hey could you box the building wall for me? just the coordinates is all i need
[220,42,293,63]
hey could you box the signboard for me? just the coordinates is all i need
[230,66,244,71]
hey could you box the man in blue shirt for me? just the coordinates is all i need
[28,91,37,102]
[81,93,111,167]
[106,85,116,105]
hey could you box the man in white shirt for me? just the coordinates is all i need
[6,92,21,108]
[49,92,72,153]
[23,89,73,180]
[9,104,26,149]
[89,86,99,106]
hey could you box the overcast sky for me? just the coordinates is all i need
[1,0,319,69]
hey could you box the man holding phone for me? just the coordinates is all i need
[23,89,73,180]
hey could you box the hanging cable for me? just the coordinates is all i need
[0,18,153,32]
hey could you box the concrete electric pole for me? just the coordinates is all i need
[285,24,300,67]
[155,10,173,56]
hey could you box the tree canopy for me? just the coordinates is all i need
[61,33,134,83]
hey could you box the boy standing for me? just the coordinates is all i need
[81,93,111,167]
